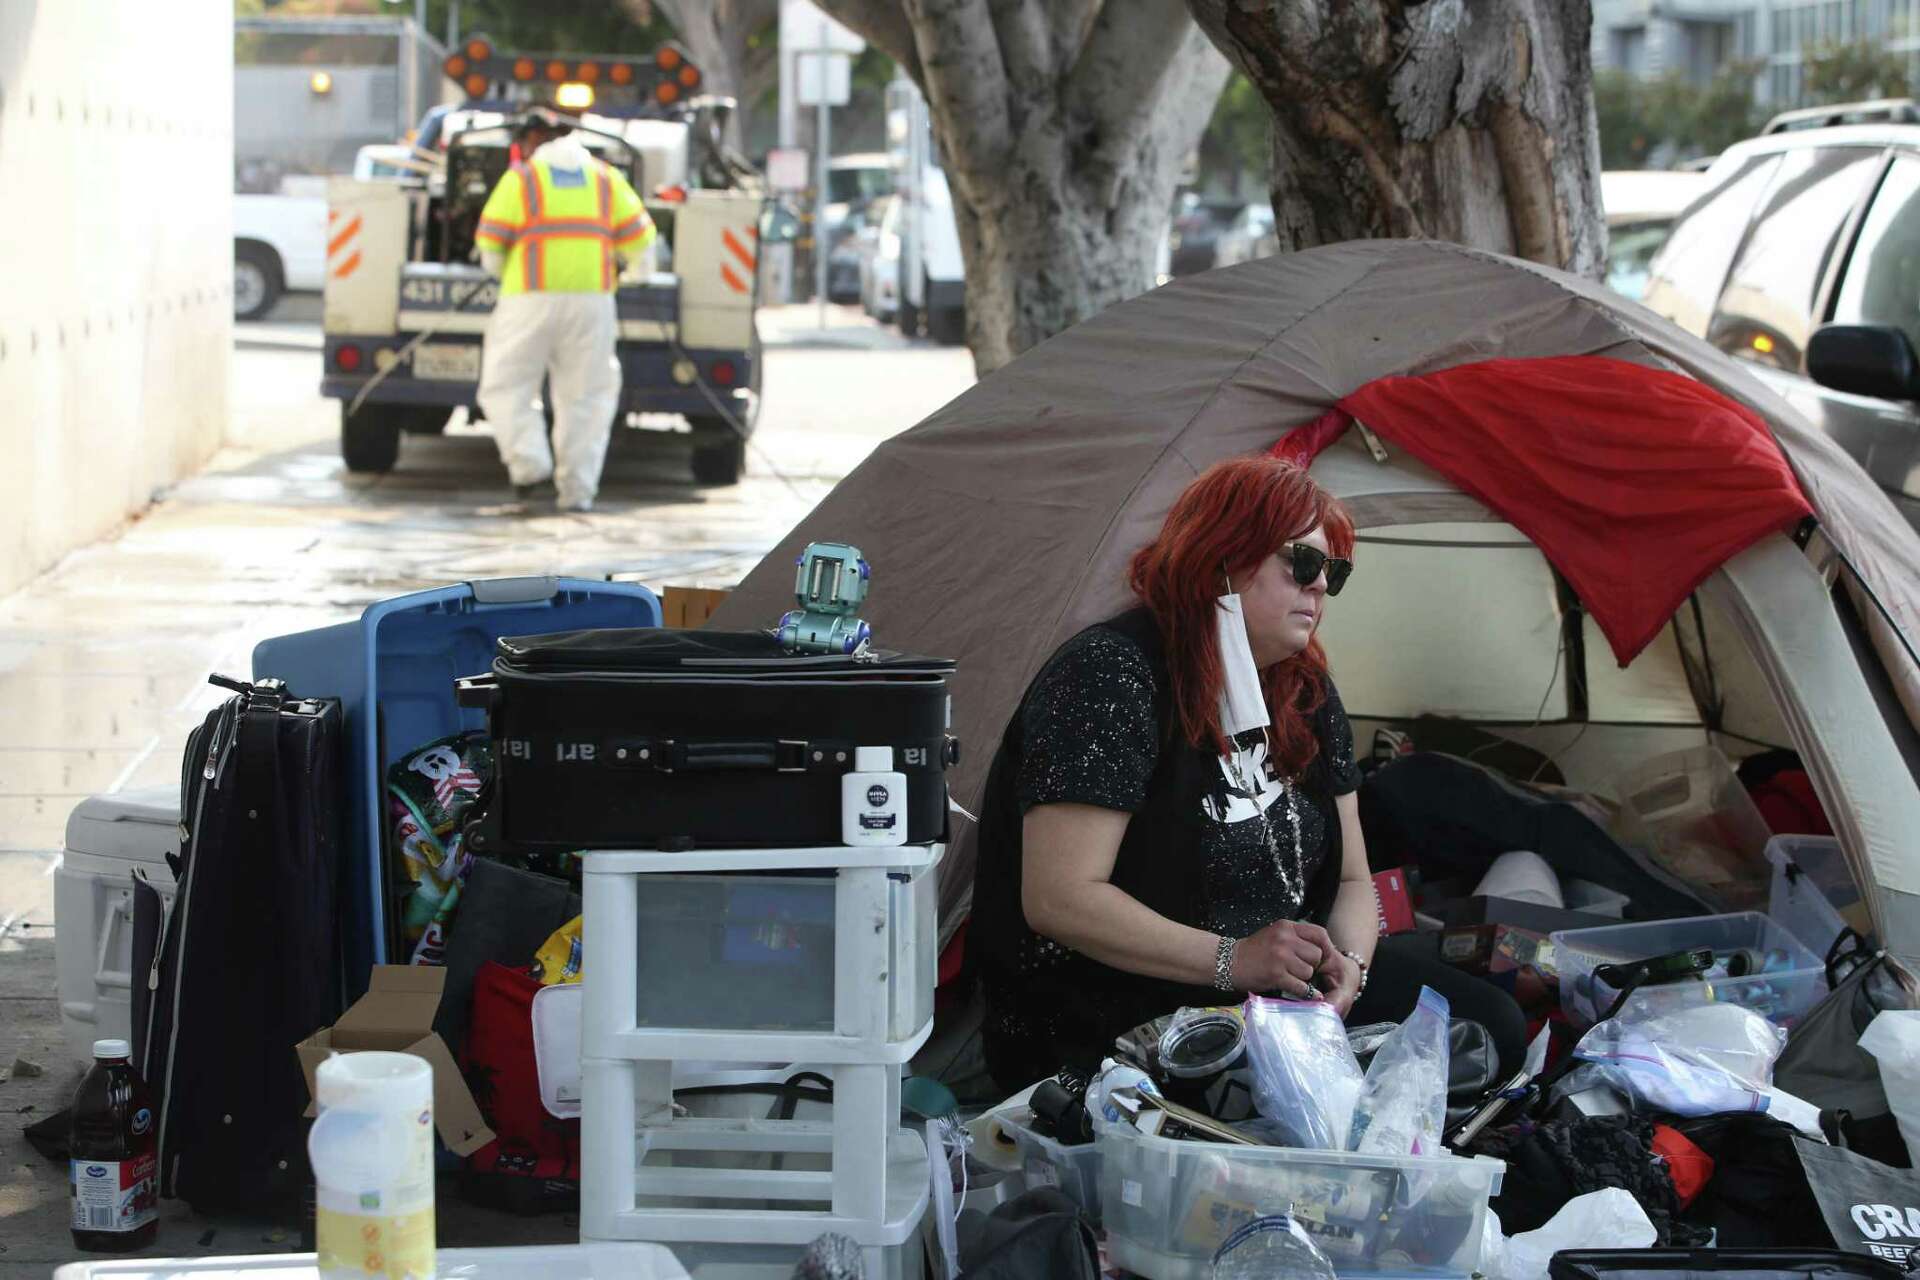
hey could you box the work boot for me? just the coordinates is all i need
[512,478,555,503]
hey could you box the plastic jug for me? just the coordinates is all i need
[308,1051,435,1280]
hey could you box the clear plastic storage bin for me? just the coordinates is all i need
[1610,745,1774,912]
[1552,911,1826,1027]
[1096,1122,1504,1279]
[997,1107,1103,1221]
[1766,835,1866,962]
[632,865,935,1038]
[52,1243,689,1279]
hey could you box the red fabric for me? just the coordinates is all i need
[1749,769,1834,836]
[1272,407,1351,468]
[463,962,579,1182]
[1272,356,1814,665]
[1652,1123,1716,1209]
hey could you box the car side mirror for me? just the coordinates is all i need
[760,203,802,245]
[1807,324,1920,401]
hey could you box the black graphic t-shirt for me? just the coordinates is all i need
[976,618,1360,1086]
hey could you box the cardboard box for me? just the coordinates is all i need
[294,965,494,1156]
[660,585,731,629]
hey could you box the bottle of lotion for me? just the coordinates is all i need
[842,746,907,846]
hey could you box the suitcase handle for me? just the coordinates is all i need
[456,675,497,709]
[666,739,810,772]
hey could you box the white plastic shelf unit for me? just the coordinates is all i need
[580,844,941,1274]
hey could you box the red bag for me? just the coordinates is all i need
[461,961,579,1212]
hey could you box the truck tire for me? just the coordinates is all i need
[929,303,966,347]
[689,423,745,486]
[234,242,283,321]
[341,404,402,473]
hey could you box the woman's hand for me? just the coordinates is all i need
[1229,919,1333,997]
[1314,947,1362,1019]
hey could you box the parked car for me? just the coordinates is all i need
[1212,203,1277,268]
[1600,169,1708,301]
[1641,115,1920,526]
[861,195,902,322]
[826,204,871,304]
[1166,195,1242,276]
[234,188,326,320]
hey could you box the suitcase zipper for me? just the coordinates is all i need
[157,699,228,1190]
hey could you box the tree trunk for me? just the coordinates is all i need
[644,0,777,150]
[1186,0,1606,278]
[818,0,1230,374]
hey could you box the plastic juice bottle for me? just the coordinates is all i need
[68,1038,159,1252]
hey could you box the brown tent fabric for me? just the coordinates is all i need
[709,239,1920,953]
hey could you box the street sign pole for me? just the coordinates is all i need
[816,22,831,328]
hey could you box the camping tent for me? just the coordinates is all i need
[711,239,1920,970]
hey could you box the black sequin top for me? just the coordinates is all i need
[972,609,1361,1089]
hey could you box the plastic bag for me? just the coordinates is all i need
[1479,1188,1657,1280]
[1243,996,1362,1150]
[1350,986,1450,1156]
[1212,1213,1339,1280]
[1574,1001,1786,1117]
[1859,1010,1920,1166]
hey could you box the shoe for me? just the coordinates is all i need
[556,495,594,513]
[513,478,556,501]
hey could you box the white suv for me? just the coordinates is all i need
[1642,114,1920,527]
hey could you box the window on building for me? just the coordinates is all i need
[1711,146,1884,370]
[1613,25,1648,75]
[1832,155,1920,358]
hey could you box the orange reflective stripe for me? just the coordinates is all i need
[515,163,541,218]
[527,239,543,291]
[328,214,363,258]
[595,166,611,221]
[476,219,518,245]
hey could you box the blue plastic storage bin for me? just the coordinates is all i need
[252,577,661,991]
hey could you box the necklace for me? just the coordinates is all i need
[1224,739,1306,904]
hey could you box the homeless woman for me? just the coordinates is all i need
[971,456,1527,1093]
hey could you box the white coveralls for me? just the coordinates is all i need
[476,136,638,512]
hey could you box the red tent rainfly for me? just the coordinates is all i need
[1274,356,1816,666]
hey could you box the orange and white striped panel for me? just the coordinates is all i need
[719,225,757,295]
[328,208,363,280]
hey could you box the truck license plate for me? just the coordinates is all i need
[413,343,481,381]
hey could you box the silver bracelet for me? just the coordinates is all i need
[1213,934,1238,992]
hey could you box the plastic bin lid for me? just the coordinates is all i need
[64,786,181,865]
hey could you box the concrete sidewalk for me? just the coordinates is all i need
[0,306,972,1273]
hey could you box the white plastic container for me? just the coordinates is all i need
[1765,835,1863,962]
[842,745,908,847]
[1096,1121,1505,1279]
[309,1052,435,1280]
[56,788,180,1062]
[1610,746,1773,912]
[51,1243,691,1279]
[1551,912,1826,1027]
[997,1107,1103,1221]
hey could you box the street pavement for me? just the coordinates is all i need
[0,300,974,1273]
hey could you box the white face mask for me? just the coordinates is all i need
[1216,582,1270,739]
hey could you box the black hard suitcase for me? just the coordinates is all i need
[1551,1253,1909,1280]
[135,676,345,1214]
[457,628,957,854]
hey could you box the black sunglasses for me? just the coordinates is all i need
[1283,543,1352,596]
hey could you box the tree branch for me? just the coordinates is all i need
[1049,0,1101,68]
[988,0,1056,91]
[814,0,926,87]
[898,0,1014,174]
[1066,0,1202,142]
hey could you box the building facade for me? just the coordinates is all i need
[1592,0,1920,105]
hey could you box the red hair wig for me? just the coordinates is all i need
[1126,456,1355,774]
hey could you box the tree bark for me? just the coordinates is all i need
[1185,0,1606,278]
[818,0,1230,373]
[643,0,778,150]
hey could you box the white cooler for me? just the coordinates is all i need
[56,787,180,1063]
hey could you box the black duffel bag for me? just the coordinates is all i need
[458,628,957,855]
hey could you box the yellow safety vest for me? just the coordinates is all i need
[474,153,656,295]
